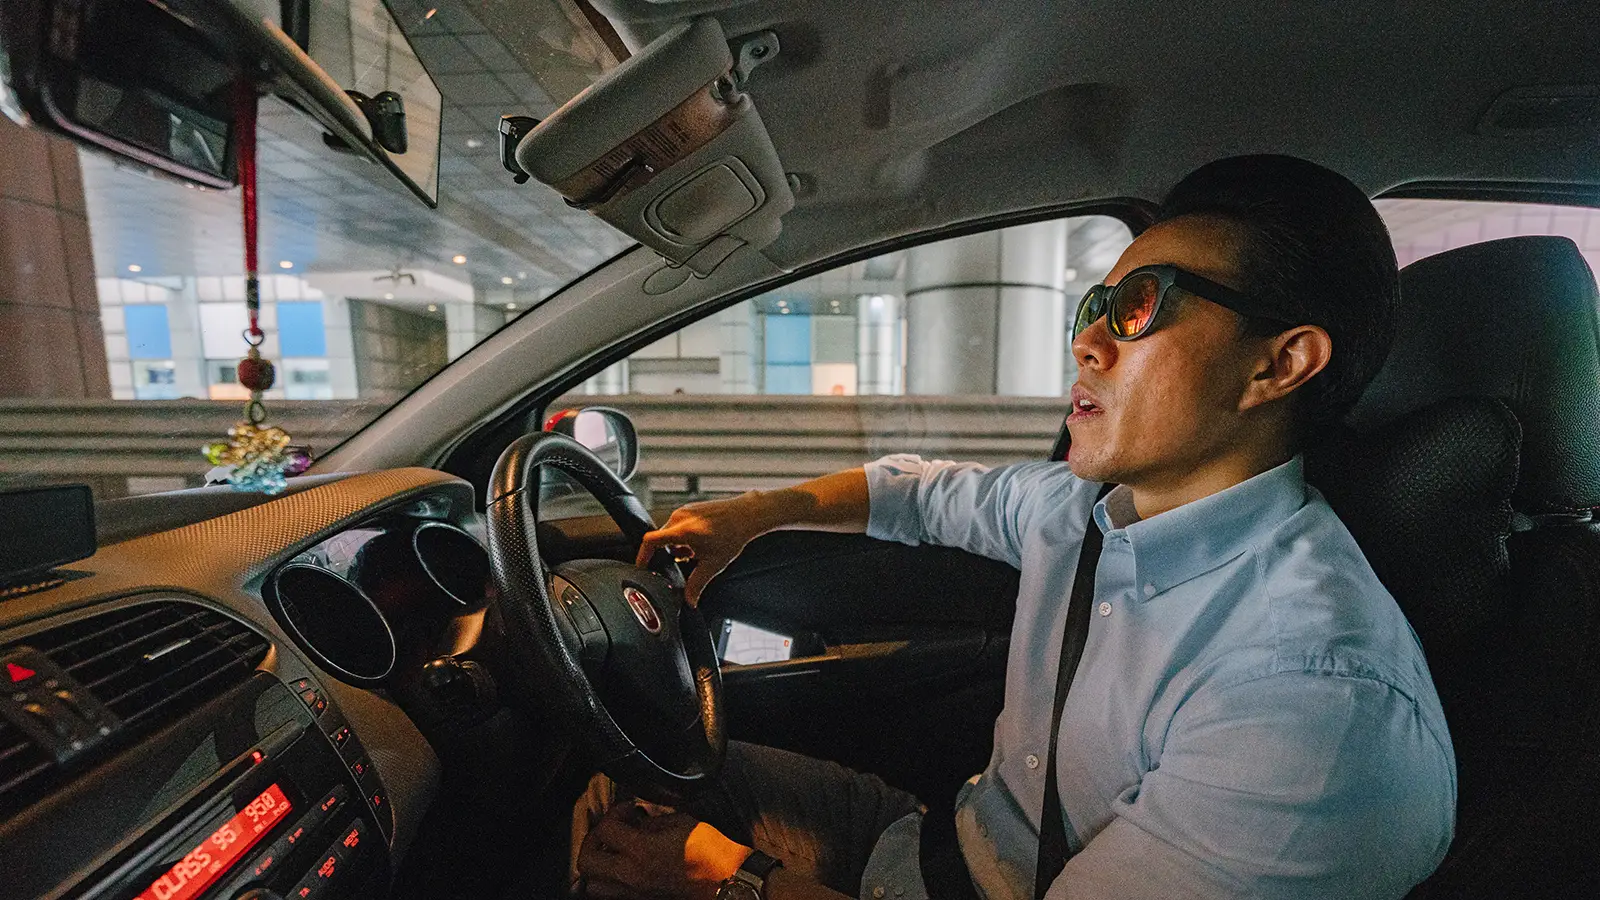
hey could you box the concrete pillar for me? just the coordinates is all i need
[856,294,902,395]
[718,301,755,394]
[0,116,110,397]
[446,300,504,359]
[584,360,627,395]
[167,278,207,399]
[322,296,360,399]
[903,220,1067,396]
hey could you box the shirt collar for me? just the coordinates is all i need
[1092,455,1310,600]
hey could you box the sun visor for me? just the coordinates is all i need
[509,18,793,276]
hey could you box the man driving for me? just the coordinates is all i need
[573,155,1457,900]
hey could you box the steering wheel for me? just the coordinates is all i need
[485,431,725,803]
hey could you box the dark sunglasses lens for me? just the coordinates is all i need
[1073,289,1103,338]
[1110,273,1161,338]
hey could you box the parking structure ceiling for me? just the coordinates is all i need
[83,0,631,302]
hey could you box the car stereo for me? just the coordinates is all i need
[0,666,392,900]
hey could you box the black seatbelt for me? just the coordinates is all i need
[1033,482,1113,899]
[917,485,1112,900]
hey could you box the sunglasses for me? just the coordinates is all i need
[1072,264,1293,341]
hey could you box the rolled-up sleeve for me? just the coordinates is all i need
[863,454,1077,568]
[1049,672,1457,900]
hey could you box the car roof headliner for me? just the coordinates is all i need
[587,0,1600,270]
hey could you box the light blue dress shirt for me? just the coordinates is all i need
[857,455,1456,900]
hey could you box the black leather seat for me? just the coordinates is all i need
[1308,235,1600,898]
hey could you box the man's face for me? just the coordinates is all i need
[1066,215,1268,487]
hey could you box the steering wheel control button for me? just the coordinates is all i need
[560,587,605,634]
[291,677,314,693]
[349,756,371,779]
[329,725,352,749]
[1025,754,1040,769]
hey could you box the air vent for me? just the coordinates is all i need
[0,600,270,815]
[0,717,51,810]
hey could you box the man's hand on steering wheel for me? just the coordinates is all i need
[635,469,874,607]
[635,494,775,607]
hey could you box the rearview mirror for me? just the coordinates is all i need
[545,407,640,482]
[0,0,442,205]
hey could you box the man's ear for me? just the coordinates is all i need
[1240,325,1332,412]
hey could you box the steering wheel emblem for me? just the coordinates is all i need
[623,586,663,634]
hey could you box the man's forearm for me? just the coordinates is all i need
[750,468,871,535]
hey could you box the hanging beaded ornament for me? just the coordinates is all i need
[202,81,312,494]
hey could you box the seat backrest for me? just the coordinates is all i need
[1321,236,1600,898]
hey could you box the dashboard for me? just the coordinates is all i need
[0,469,483,900]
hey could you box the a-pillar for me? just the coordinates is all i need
[0,116,110,397]
[903,220,1067,396]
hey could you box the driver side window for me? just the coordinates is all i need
[545,214,1136,516]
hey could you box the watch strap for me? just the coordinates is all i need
[728,849,782,897]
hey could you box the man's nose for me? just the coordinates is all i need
[1072,316,1118,371]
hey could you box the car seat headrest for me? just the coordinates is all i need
[1307,398,1520,653]
[1350,236,1600,516]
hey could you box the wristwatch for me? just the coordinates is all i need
[715,850,783,900]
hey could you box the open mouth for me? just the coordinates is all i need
[1067,391,1104,422]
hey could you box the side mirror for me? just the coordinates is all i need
[544,407,640,482]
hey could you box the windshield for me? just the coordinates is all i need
[0,0,631,499]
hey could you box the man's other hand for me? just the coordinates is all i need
[577,802,752,900]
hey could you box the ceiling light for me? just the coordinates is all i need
[452,254,467,264]
[1063,267,1079,282]
[776,299,787,307]
[780,308,791,314]
[466,139,482,149]
[384,292,394,300]
[424,8,437,19]
[427,304,438,312]
[127,264,142,273]
[505,302,517,310]
[500,276,514,285]
[278,260,293,269]
[517,272,527,279]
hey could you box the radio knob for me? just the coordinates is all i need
[234,890,283,900]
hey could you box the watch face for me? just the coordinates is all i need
[716,879,763,900]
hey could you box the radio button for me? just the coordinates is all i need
[336,819,368,858]
[291,851,341,899]
[310,784,348,828]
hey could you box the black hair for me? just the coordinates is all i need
[1156,154,1399,443]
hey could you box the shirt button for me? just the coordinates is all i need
[1025,753,1040,769]
[895,889,905,897]
[1143,583,1157,597]
[1098,601,1112,616]
[874,888,886,899]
